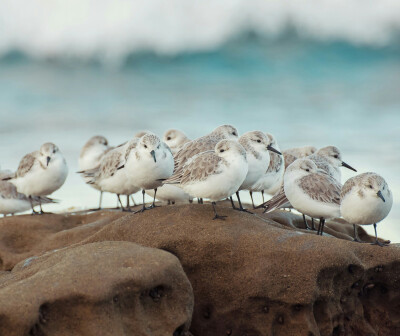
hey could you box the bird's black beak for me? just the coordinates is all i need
[46,156,51,166]
[267,145,282,155]
[377,190,385,202]
[150,150,156,163]
[341,161,357,172]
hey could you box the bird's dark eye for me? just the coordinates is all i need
[232,132,237,136]
[53,149,56,154]
[369,185,373,189]
[306,169,310,172]
[334,155,338,159]
[144,145,147,148]
[257,140,261,143]
[167,137,171,140]
[220,149,225,153]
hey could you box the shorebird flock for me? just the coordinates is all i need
[0,125,393,246]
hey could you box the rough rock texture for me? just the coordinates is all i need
[0,241,194,336]
[0,203,399,335]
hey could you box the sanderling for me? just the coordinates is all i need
[340,172,393,246]
[81,138,140,211]
[284,159,342,236]
[173,125,238,176]
[251,133,284,204]
[79,135,112,209]
[163,129,190,155]
[283,146,317,169]
[308,146,356,182]
[164,139,248,219]
[258,146,356,223]
[125,133,174,213]
[2,143,68,214]
[0,180,55,216]
[145,185,193,205]
[234,131,281,211]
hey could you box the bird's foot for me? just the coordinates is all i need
[371,240,390,247]
[88,207,102,212]
[213,214,227,220]
[146,204,160,210]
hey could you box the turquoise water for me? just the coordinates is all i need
[0,35,399,241]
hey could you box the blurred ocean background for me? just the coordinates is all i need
[0,0,399,241]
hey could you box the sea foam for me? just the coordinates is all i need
[0,0,400,64]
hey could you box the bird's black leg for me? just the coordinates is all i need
[134,190,147,213]
[38,197,51,214]
[261,190,265,203]
[147,188,159,209]
[235,191,253,214]
[371,223,389,247]
[98,191,103,210]
[130,195,136,206]
[352,224,363,242]
[29,196,39,215]
[311,218,316,230]
[117,194,129,212]
[302,214,311,230]
[126,194,131,211]
[212,202,227,220]
[317,218,325,236]
[230,196,238,210]
[249,191,256,209]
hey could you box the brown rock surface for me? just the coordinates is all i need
[0,203,399,335]
[0,241,194,336]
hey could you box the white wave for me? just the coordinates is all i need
[0,0,400,63]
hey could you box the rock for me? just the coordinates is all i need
[0,203,399,335]
[0,241,194,336]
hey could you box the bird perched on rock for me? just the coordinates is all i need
[283,158,342,236]
[234,131,281,211]
[80,138,140,211]
[79,135,112,209]
[125,133,174,212]
[340,172,393,246]
[163,140,248,219]
[258,146,356,229]
[251,133,284,203]
[2,143,68,214]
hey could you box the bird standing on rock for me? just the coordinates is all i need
[2,143,68,214]
[79,135,112,209]
[251,133,284,203]
[340,172,393,246]
[125,133,174,213]
[80,138,140,211]
[234,131,281,211]
[283,159,342,236]
[163,140,248,220]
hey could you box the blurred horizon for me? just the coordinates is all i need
[0,0,399,242]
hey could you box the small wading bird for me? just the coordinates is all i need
[163,140,248,219]
[2,143,68,214]
[340,172,393,247]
